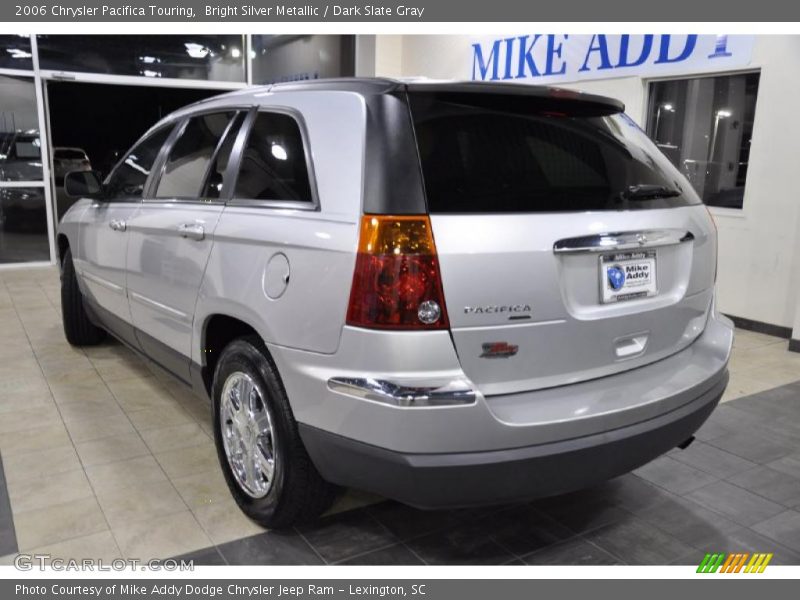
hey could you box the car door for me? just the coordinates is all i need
[125,110,244,382]
[75,125,173,348]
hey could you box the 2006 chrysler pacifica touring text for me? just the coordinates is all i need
[57,78,733,527]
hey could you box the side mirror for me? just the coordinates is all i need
[64,170,104,199]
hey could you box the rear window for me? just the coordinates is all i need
[409,92,701,213]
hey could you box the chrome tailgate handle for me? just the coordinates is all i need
[177,223,205,241]
[553,230,694,254]
[615,334,649,359]
[108,219,126,232]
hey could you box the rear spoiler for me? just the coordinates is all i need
[361,81,626,216]
[404,82,625,116]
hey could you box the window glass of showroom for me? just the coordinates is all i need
[646,72,760,209]
[250,35,355,84]
[36,35,246,82]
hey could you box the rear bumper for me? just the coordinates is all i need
[300,368,727,508]
[274,307,732,456]
[286,307,733,508]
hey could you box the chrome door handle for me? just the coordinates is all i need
[177,223,205,241]
[108,219,126,232]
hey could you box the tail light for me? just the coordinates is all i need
[346,215,449,330]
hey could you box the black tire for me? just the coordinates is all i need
[212,335,338,528]
[61,248,106,346]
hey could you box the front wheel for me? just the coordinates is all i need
[61,248,105,346]
[212,335,338,528]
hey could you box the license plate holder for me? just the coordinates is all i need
[599,250,657,303]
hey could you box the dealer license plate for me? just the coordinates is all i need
[599,251,657,303]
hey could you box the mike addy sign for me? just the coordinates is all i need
[471,35,754,83]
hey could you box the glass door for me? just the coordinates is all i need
[0,73,49,264]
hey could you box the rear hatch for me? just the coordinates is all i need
[407,87,717,397]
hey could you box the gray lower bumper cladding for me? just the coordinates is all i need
[299,370,728,509]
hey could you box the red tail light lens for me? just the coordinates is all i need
[346,215,449,330]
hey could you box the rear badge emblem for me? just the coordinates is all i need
[464,304,532,315]
[480,342,519,359]
[607,265,626,291]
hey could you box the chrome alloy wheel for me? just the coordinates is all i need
[220,371,277,498]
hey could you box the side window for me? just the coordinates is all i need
[202,112,245,199]
[105,126,173,201]
[155,112,235,199]
[233,112,313,203]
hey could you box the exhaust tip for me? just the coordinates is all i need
[676,435,696,450]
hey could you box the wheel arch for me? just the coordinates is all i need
[200,313,266,395]
[56,233,70,265]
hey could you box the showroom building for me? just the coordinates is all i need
[0,34,357,263]
[2,33,800,348]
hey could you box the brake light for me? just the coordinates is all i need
[346,215,449,330]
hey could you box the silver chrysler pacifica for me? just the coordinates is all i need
[57,78,733,527]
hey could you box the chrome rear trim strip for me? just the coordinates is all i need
[553,230,694,254]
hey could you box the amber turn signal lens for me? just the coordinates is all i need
[347,215,449,330]
[357,215,437,255]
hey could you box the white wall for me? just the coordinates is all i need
[355,35,376,77]
[374,35,403,77]
[375,35,800,338]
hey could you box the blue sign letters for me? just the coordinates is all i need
[471,34,745,83]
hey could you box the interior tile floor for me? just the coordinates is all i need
[1,266,799,565]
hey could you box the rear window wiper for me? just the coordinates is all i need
[622,184,682,200]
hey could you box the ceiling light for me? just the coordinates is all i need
[271,143,287,161]
[184,43,210,59]
[6,48,32,59]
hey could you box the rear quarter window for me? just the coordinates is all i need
[233,111,313,204]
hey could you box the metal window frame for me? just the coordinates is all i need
[38,69,248,91]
